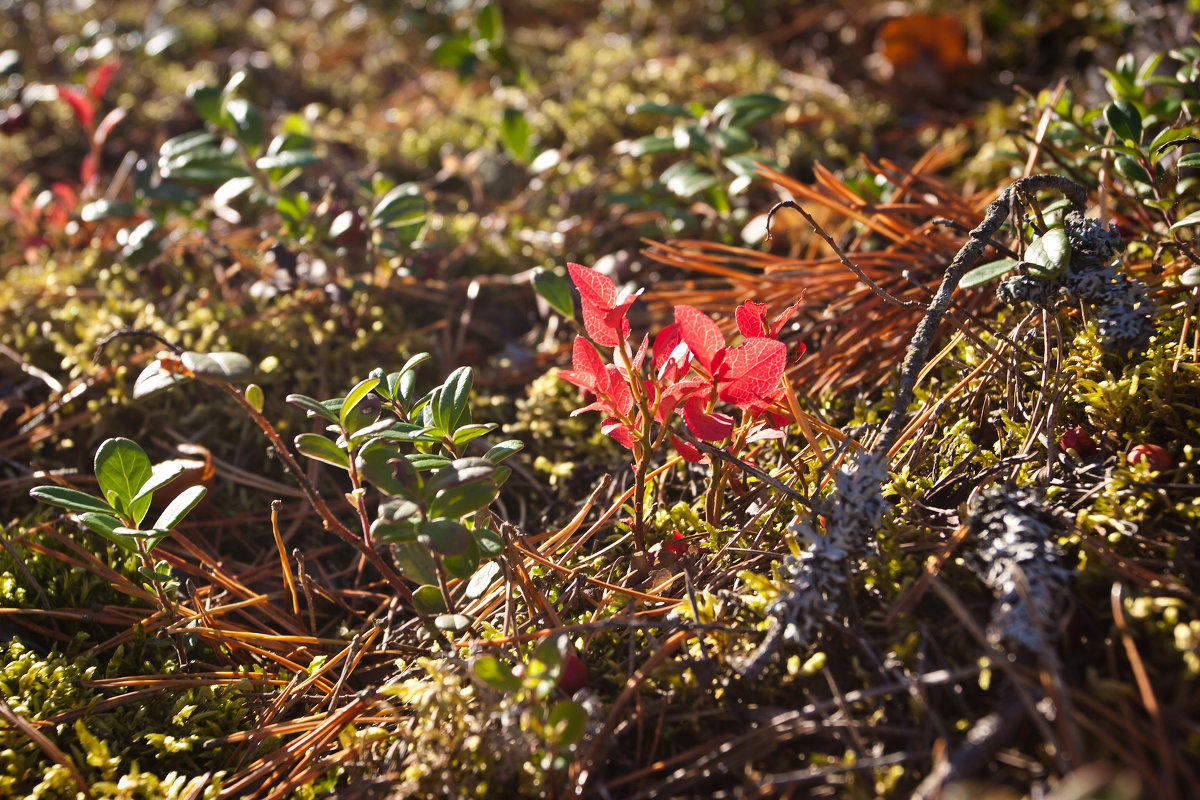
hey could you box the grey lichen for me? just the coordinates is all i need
[964,484,1072,652]
[997,210,1155,356]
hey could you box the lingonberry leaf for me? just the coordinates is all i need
[674,305,725,372]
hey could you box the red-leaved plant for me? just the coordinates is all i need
[557,262,803,550]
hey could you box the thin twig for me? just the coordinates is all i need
[766,199,921,310]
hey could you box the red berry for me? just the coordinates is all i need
[664,531,688,555]
[1060,426,1097,458]
[558,653,589,694]
[1127,444,1171,472]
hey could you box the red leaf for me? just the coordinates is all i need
[58,86,94,129]
[653,323,681,370]
[630,333,650,372]
[87,61,119,102]
[720,338,786,408]
[568,262,616,309]
[665,531,689,554]
[769,294,805,338]
[571,337,604,384]
[669,433,705,463]
[735,301,769,338]
[682,397,733,442]
[602,364,634,416]
[745,423,786,442]
[79,154,97,188]
[601,418,635,449]
[656,377,706,423]
[674,305,725,372]
[580,300,621,347]
[94,106,126,146]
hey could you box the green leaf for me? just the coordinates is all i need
[412,584,446,615]
[465,560,501,599]
[160,130,218,160]
[371,517,418,544]
[483,440,524,464]
[406,453,452,473]
[224,98,263,152]
[181,351,253,382]
[1177,153,1200,169]
[425,457,496,495]
[532,268,575,320]
[435,613,472,632]
[437,367,474,432]
[244,383,264,413]
[137,565,176,585]
[339,377,382,428]
[475,2,503,42]
[187,83,222,126]
[451,423,497,447]
[476,528,504,558]
[80,200,135,222]
[255,150,320,171]
[710,125,753,154]
[295,433,350,469]
[443,537,481,579]
[370,184,425,229]
[415,518,471,556]
[151,485,207,533]
[286,393,342,423]
[1170,210,1200,231]
[661,161,717,198]
[131,460,186,505]
[132,360,190,399]
[499,107,530,163]
[429,480,498,520]
[474,654,521,691]
[627,101,691,118]
[95,438,153,526]
[29,486,114,515]
[712,92,785,128]
[672,122,706,153]
[547,700,587,745]
[1114,156,1154,186]
[213,175,257,208]
[1104,99,1143,145]
[1024,229,1071,276]
[77,512,136,552]
[961,258,1020,289]
[624,135,677,157]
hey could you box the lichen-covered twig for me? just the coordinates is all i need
[871,175,1086,460]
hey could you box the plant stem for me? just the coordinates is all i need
[219,383,416,605]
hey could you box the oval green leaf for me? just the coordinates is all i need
[294,433,350,469]
[29,486,113,515]
[95,438,153,525]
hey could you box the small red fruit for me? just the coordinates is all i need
[1127,444,1171,472]
[558,653,589,694]
[1060,426,1097,458]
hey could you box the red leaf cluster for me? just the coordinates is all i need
[560,263,805,459]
